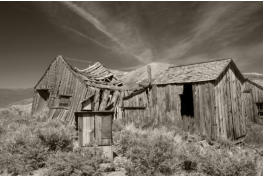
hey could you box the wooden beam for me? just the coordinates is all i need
[93,89,100,111]
[99,89,111,111]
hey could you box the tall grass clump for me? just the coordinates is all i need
[36,120,75,152]
[0,129,49,175]
[114,125,181,175]
[0,109,76,175]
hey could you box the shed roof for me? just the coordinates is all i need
[154,58,242,84]
[243,73,263,89]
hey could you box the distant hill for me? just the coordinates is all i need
[119,62,171,87]
[243,73,263,87]
[0,88,33,107]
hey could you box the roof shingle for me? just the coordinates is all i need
[154,59,232,84]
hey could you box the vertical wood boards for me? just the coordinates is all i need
[193,83,215,139]
[78,115,83,146]
[192,84,200,135]
[78,114,95,146]
[77,112,113,147]
[242,92,255,122]
[214,67,246,140]
[101,114,112,145]
[228,68,245,139]
[99,89,110,111]
[226,72,233,140]
[93,89,101,111]
[122,90,149,127]
[95,114,102,145]
[243,81,263,121]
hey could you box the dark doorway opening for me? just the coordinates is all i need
[180,84,194,117]
[37,89,50,100]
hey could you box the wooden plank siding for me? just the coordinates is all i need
[242,81,263,122]
[122,84,184,129]
[121,66,246,141]
[32,57,124,125]
[214,66,246,140]
[192,82,215,139]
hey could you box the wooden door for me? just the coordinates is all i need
[78,115,95,146]
[95,113,112,146]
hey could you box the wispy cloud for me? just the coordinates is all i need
[61,25,113,50]
[41,2,262,71]
[61,1,151,64]
[162,3,261,63]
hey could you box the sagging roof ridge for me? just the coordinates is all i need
[34,55,144,91]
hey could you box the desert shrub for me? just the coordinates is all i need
[179,141,258,176]
[126,135,177,175]
[114,125,260,176]
[112,119,124,132]
[114,127,178,175]
[45,148,107,176]
[36,120,75,152]
[0,134,49,175]
[245,122,263,147]
[198,147,257,176]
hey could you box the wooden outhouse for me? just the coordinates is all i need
[75,111,114,159]
[122,59,247,141]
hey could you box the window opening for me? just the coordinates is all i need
[59,95,71,107]
[256,102,263,118]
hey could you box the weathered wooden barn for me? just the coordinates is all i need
[242,73,263,122]
[122,59,247,141]
[31,55,143,125]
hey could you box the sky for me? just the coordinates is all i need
[0,1,262,88]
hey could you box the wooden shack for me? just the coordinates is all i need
[242,73,263,122]
[122,59,247,141]
[31,55,139,124]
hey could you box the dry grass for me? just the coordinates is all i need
[0,106,262,176]
[113,124,262,176]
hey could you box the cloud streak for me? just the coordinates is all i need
[61,25,113,50]
[61,1,151,64]
[162,2,261,63]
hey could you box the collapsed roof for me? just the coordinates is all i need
[73,61,123,87]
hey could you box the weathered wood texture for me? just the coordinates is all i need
[214,67,246,140]
[78,114,95,146]
[242,81,263,122]
[122,89,149,127]
[122,84,192,130]
[121,66,246,141]
[242,92,255,122]
[76,112,113,146]
[32,57,124,125]
[193,82,215,139]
